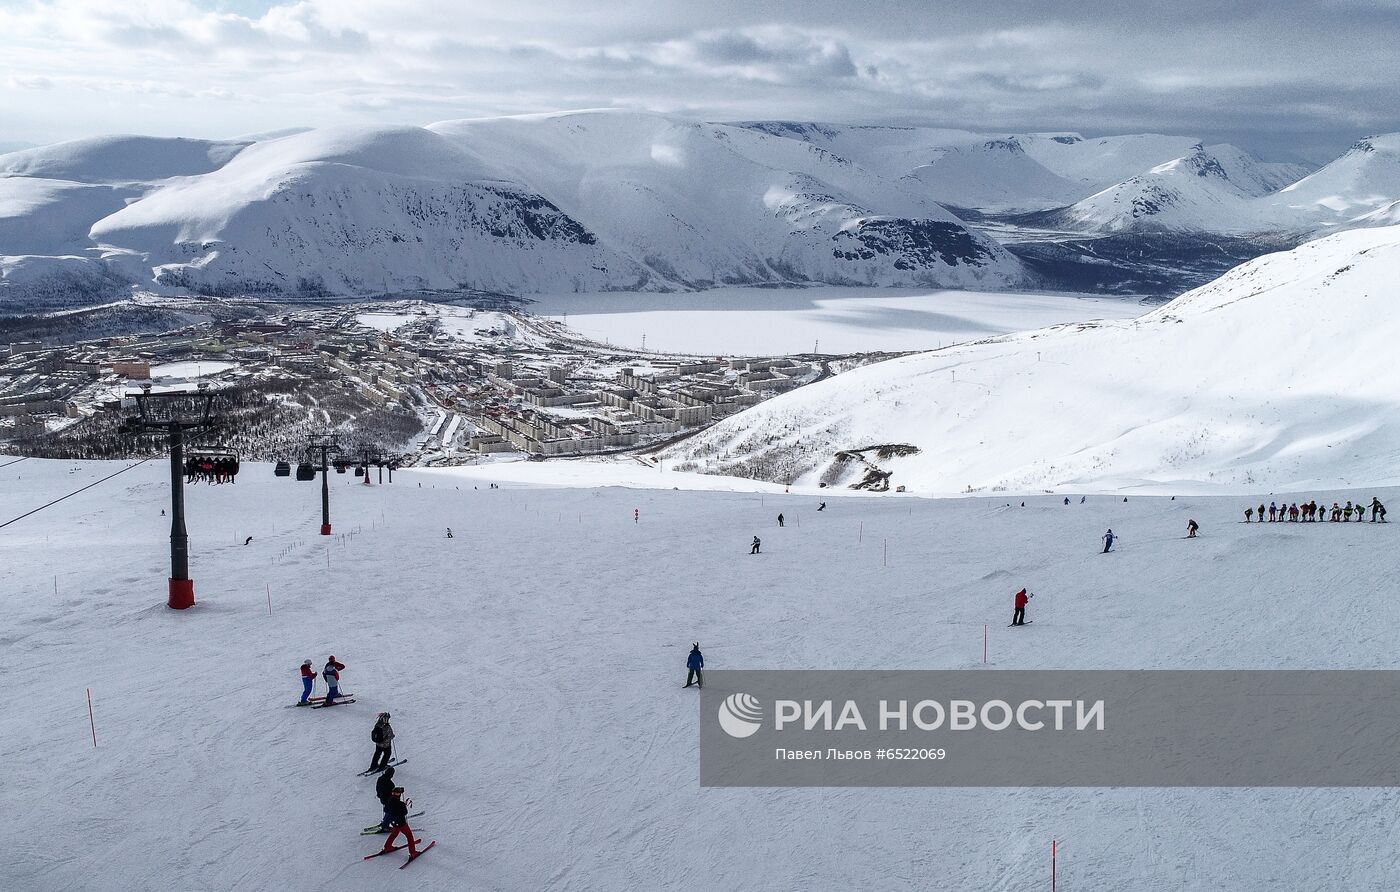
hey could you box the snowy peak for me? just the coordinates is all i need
[1150,143,1230,181]
[1048,143,1318,233]
[1272,132,1400,224]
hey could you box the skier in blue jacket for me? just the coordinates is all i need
[1101,529,1115,553]
[684,643,704,689]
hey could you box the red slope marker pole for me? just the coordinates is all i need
[1052,839,1057,891]
[267,583,273,616]
[87,688,96,748]
[983,624,988,664]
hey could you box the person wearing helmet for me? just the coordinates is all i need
[370,712,395,772]
[298,660,317,705]
[380,787,421,857]
[323,656,346,706]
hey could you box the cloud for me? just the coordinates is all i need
[0,0,1395,160]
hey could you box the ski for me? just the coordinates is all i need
[363,840,420,860]
[358,758,407,776]
[400,841,436,868]
[286,694,355,708]
[361,811,423,832]
[311,698,356,709]
[1008,620,1034,627]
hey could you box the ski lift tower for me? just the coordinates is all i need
[307,432,341,535]
[124,381,220,610]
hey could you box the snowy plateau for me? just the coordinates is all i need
[4,110,1400,310]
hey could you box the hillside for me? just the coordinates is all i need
[663,224,1400,493]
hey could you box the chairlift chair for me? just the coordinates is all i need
[295,462,317,481]
[274,461,291,477]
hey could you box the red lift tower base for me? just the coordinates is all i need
[321,523,332,536]
[168,578,195,610]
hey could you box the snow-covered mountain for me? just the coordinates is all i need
[3,112,1394,309]
[1269,134,1400,227]
[1046,143,1275,233]
[664,223,1400,493]
[0,112,1028,308]
[1046,138,1394,235]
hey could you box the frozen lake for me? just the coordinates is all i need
[528,287,1148,355]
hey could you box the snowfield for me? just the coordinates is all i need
[666,224,1400,494]
[3,457,1400,891]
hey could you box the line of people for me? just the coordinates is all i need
[293,658,425,863]
[1245,498,1386,523]
[184,455,238,484]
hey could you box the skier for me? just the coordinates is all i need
[1343,500,1354,522]
[1101,529,1116,553]
[375,765,397,831]
[750,536,761,554]
[298,659,317,705]
[1372,498,1387,522]
[1080,496,1086,504]
[1245,507,1253,523]
[1257,503,1265,523]
[1268,502,1277,522]
[1332,502,1342,522]
[1186,519,1199,538]
[378,787,421,859]
[323,656,346,706]
[446,528,453,538]
[370,712,395,772]
[818,502,827,512]
[1064,497,1070,505]
[777,513,785,527]
[1012,588,1031,626]
[684,643,704,689]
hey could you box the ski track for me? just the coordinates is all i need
[3,459,1400,889]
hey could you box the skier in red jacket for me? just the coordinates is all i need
[323,656,346,706]
[1012,589,1031,626]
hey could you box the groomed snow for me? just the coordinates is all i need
[3,457,1400,890]
[528,287,1144,356]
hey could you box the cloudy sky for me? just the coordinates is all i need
[2,0,1397,161]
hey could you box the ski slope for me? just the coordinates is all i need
[3,457,1400,890]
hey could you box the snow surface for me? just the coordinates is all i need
[666,224,1400,494]
[4,456,1400,890]
[527,287,1145,355]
